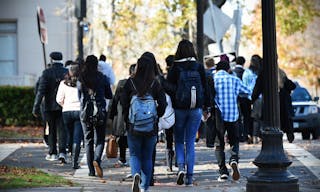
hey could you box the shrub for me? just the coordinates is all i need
[0,86,40,126]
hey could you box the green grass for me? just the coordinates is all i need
[0,166,75,189]
[0,130,29,138]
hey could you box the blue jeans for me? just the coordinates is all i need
[81,111,106,175]
[174,108,202,176]
[127,132,157,190]
[62,111,83,146]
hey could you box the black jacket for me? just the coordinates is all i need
[32,63,68,114]
[233,66,245,80]
[120,77,167,126]
[78,72,113,110]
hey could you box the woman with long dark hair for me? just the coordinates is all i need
[121,53,166,192]
[167,39,209,186]
[78,55,112,177]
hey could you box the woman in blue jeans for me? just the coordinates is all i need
[78,55,113,177]
[167,39,210,186]
[121,53,166,192]
[56,63,83,168]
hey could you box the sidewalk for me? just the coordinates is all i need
[1,137,320,192]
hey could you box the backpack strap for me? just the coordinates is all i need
[130,78,137,92]
[130,78,155,95]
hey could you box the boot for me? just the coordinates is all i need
[166,150,174,172]
[72,144,81,169]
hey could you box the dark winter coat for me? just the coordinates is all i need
[109,79,127,136]
[279,78,296,133]
[32,62,68,114]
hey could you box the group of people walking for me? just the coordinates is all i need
[32,39,296,192]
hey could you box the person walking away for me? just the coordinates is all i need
[32,51,68,162]
[232,56,248,142]
[121,54,166,192]
[214,61,251,181]
[278,68,296,143]
[242,55,262,144]
[204,57,216,148]
[78,55,113,177]
[140,51,166,186]
[109,64,136,167]
[167,39,210,186]
[56,63,83,169]
[34,75,49,147]
[98,54,116,86]
[162,55,176,172]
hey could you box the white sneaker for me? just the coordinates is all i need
[45,154,51,161]
[132,173,140,192]
[218,174,228,182]
[230,161,240,181]
[46,154,58,161]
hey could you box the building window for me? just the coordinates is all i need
[0,22,17,76]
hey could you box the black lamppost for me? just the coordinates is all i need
[196,0,226,62]
[246,0,299,191]
[196,0,204,63]
[75,0,86,60]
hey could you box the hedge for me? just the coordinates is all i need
[0,86,40,126]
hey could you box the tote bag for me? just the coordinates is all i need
[158,93,175,130]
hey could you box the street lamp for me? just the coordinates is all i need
[75,0,86,60]
[246,0,299,191]
[196,0,226,62]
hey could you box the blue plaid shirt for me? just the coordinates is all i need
[214,70,251,122]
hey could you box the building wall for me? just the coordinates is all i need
[0,0,77,86]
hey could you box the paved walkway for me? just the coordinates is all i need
[1,135,320,192]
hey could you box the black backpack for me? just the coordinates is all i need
[175,63,204,109]
[80,88,105,127]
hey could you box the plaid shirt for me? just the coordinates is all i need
[214,70,251,122]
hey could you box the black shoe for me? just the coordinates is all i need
[149,177,154,186]
[176,171,185,185]
[73,164,81,169]
[93,161,103,178]
[230,161,240,181]
[88,172,95,177]
[287,133,294,143]
[132,173,140,192]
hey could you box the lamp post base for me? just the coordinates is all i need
[246,130,299,192]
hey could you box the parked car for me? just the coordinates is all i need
[291,83,320,140]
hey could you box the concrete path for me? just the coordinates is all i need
[1,135,320,192]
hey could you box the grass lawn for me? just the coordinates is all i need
[0,126,43,139]
[0,165,76,189]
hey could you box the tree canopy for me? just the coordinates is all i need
[242,0,320,92]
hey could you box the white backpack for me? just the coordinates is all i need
[158,93,175,131]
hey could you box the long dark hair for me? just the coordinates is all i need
[249,54,262,75]
[64,62,80,87]
[141,52,161,76]
[133,54,156,96]
[174,39,197,60]
[79,55,99,90]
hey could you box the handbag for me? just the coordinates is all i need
[106,135,118,158]
[158,93,175,131]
